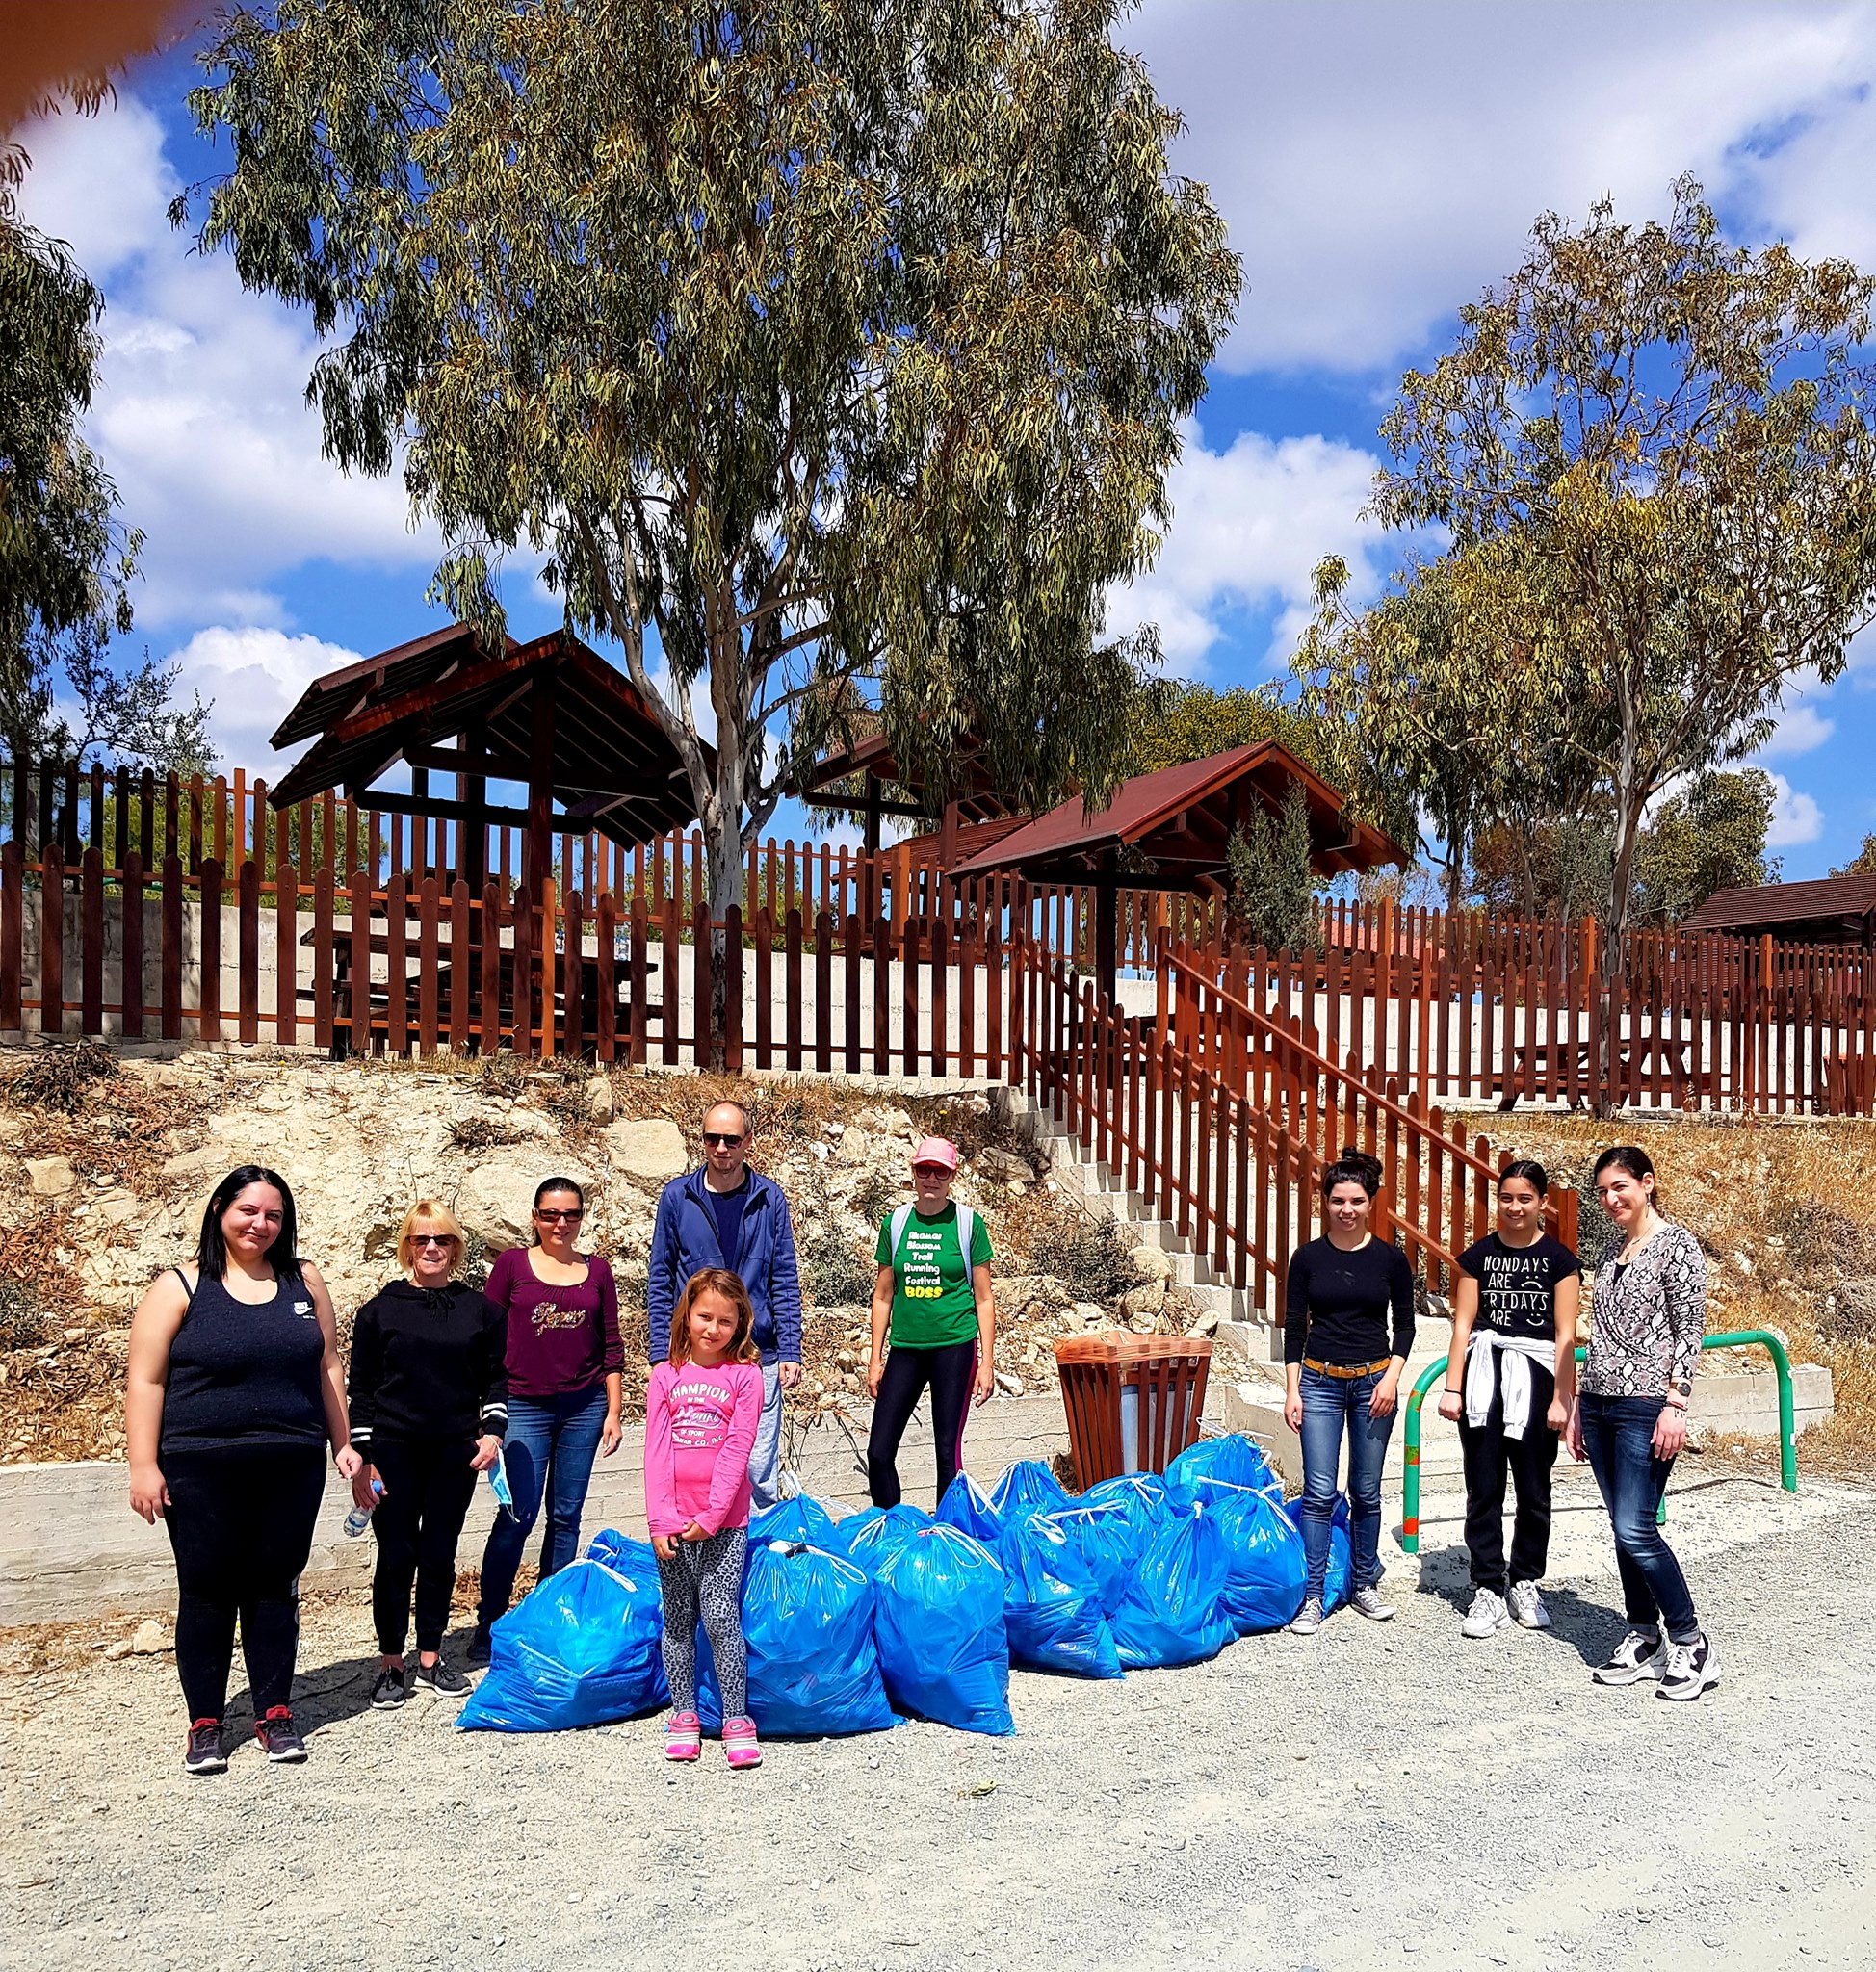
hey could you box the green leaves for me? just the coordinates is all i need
[179,0,1239,898]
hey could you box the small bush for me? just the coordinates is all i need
[0,1280,45,1350]
[449,1116,520,1153]
[457,1231,492,1292]
[802,1225,876,1309]
[12,1038,117,1113]
[850,1168,901,1231]
[475,1050,529,1099]
[1025,1212,1136,1306]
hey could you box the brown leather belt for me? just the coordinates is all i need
[1303,1357,1392,1380]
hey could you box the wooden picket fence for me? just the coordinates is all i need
[1009,935,1580,1322]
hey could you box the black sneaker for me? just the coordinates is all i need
[1592,1627,1665,1686]
[253,1705,308,1763]
[413,1657,470,1697]
[1656,1632,1719,1702]
[370,1665,408,1710]
[184,1717,227,1776]
[465,1623,492,1669]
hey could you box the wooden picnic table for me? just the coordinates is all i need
[1496,1033,1714,1111]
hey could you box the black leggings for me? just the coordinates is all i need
[867,1338,977,1510]
[163,1445,327,1723]
[369,1437,479,1655]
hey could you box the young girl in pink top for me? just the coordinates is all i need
[645,1267,766,1768]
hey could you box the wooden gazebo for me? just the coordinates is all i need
[270,623,702,895]
[949,740,1408,1000]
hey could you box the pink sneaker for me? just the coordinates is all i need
[722,1715,763,1769]
[664,1711,701,1761]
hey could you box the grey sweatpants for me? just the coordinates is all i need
[656,1526,748,1719]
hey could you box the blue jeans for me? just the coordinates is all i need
[1299,1366,1395,1600]
[476,1387,609,1624]
[748,1361,785,1513]
[1577,1391,1698,1643]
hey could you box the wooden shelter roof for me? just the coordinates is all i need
[268,625,704,846]
[947,740,1406,888]
[1681,876,1876,942]
[794,728,1018,824]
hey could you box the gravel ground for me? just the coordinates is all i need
[2,1469,1872,1972]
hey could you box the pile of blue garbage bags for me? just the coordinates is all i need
[457,1433,1352,1741]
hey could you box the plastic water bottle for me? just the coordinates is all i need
[342,1479,383,1539]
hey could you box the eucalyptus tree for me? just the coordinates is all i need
[1368,177,1876,956]
[177,0,1238,912]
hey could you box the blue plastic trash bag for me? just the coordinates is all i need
[457,1555,668,1732]
[748,1493,840,1551]
[1042,1500,1149,1620]
[1083,1471,1175,1521]
[825,1502,932,1574]
[584,1527,660,1575]
[986,1459,1071,1526]
[1167,1432,1275,1495]
[998,1511,1123,1679]
[1107,1497,1237,1669]
[936,1471,1004,1545]
[1179,1476,1306,1633]
[872,1526,1014,1735]
[1282,1494,1353,1614]
[698,1540,897,1737]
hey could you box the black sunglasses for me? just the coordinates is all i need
[702,1131,746,1148]
[412,1233,456,1249]
[535,1207,584,1222]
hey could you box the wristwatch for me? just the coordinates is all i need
[1665,1378,1692,1409]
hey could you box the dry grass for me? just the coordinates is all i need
[1487,1112,1876,1475]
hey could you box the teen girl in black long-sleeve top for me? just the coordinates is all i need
[349,1202,508,1707]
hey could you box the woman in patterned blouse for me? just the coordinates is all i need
[1567,1145,1716,1702]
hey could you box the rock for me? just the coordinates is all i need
[994,1370,1023,1396]
[103,1640,133,1661]
[584,1078,616,1123]
[1006,1179,1029,1197]
[161,1146,225,1181]
[603,1118,688,1181]
[97,1328,134,1369]
[1071,1300,1105,1327]
[1119,1281,1166,1319]
[835,1128,872,1166]
[457,1163,544,1250]
[130,1618,169,1656]
[1128,1245,1174,1286]
[95,1190,140,1227]
[24,1155,75,1197]
[1185,1309,1220,1338]
[974,1146,1031,1181]
[1733,1252,1755,1277]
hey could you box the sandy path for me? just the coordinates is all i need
[2,1468,1871,1972]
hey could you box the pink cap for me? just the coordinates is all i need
[911,1136,959,1172]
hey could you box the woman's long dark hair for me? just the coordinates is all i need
[1321,1146,1383,1200]
[195,1166,302,1284]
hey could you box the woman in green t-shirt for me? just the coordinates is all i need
[865,1136,997,1508]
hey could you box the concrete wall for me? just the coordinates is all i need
[0,1394,1072,1626]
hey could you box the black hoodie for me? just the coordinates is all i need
[348,1279,508,1450]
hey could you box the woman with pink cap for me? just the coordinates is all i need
[866,1136,997,1508]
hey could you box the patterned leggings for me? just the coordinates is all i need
[655,1527,748,1719]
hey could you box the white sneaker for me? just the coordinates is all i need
[1506,1581,1551,1630]
[1289,1596,1324,1636]
[1461,1588,1511,1639]
[1350,1586,1395,1622]
[1593,1627,1666,1686]
[1655,1632,1719,1702]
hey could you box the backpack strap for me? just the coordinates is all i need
[889,1203,914,1262]
[956,1203,977,1271]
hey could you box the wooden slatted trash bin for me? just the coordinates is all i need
[1054,1333,1212,1490]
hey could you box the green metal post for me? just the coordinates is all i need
[1398,1332,1798,1557]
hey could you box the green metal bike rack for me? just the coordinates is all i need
[1400,1328,1799,1556]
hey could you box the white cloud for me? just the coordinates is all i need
[15,95,438,631]
[1757,702,1837,758]
[1132,0,1876,373]
[165,626,365,772]
[1765,770,1825,845]
[1106,421,1387,669]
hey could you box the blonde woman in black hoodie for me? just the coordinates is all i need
[349,1203,507,1707]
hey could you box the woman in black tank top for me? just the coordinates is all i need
[125,1165,361,1775]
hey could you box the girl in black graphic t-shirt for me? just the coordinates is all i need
[1439,1160,1579,1640]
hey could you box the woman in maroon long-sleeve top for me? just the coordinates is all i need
[467,1177,623,1664]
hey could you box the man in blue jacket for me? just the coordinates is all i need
[647,1099,802,1509]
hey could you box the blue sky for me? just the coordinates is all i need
[17,0,1876,872]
